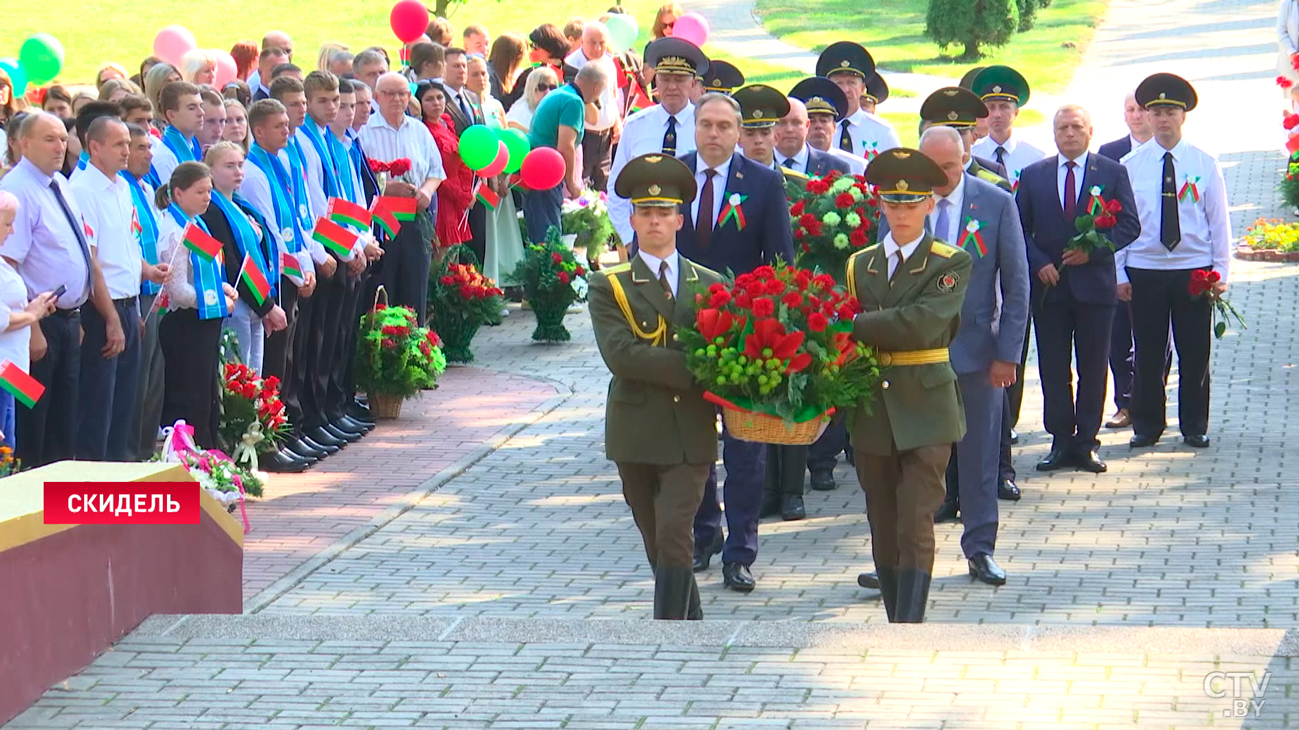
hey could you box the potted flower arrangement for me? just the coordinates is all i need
[354,288,447,418]
[428,246,505,363]
[680,262,881,444]
[788,172,880,282]
[511,227,589,342]
[561,188,617,262]
[0,445,19,478]
[1237,217,1299,262]
[158,420,263,533]
[219,362,291,470]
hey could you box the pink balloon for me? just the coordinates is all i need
[211,50,237,88]
[672,13,710,47]
[153,25,197,67]
[480,141,510,178]
[520,147,565,190]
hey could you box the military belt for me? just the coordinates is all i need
[877,348,949,366]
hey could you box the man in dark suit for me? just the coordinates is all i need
[774,97,853,178]
[1018,105,1140,473]
[441,47,489,263]
[679,92,795,593]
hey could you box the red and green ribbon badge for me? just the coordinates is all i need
[1178,175,1201,203]
[863,141,880,161]
[1010,169,1022,194]
[959,218,987,257]
[1087,185,1106,215]
[718,193,749,231]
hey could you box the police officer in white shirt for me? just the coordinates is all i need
[815,42,901,163]
[969,66,1048,193]
[1119,73,1230,450]
[607,38,707,246]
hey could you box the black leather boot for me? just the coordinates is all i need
[653,565,697,620]
[875,566,899,622]
[893,569,933,623]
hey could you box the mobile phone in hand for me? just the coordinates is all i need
[51,284,67,300]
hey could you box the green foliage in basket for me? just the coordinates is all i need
[355,298,447,398]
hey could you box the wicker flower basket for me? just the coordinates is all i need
[369,393,404,419]
[722,407,832,445]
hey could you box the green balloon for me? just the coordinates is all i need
[0,58,27,95]
[19,34,64,85]
[458,124,499,170]
[500,128,531,174]
[606,14,639,54]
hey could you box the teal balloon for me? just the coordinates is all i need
[485,114,503,131]
[458,124,500,170]
[606,14,639,54]
[19,34,64,85]
[0,58,27,95]
[500,128,531,174]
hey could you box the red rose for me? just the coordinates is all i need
[1206,270,1221,283]
[709,291,731,308]
[751,297,775,318]
[1292,53,1299,70]
[807,312,828,332]
[263,375,280,392]
[1281,76,1295,89]
[459,289,473,300]
[782,291,802,308]
[557,271,570,285]
[1190,269,1208,283]
[835,192,855,208]
[1105,198,1123,214]
[1094,214,1116,229]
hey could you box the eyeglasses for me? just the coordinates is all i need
[380,89,412,100]
[537,84,557,92]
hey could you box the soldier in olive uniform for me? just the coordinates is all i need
[588,153,725,620]
[846,148,973,623]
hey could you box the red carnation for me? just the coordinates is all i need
[709,290,731,308]
[388,158,412,176]
[835,192,855,208]
[459,289,473,300]
[866,198,878,207]
[754,265,776,280]
[1280,76,1294,89]
[557,271,570,285]
[790,200,805,217]
[813,273,836,291]
[380,337,397,349]
[807,312,828,332]
[782,291,803,308]
[798,213,817,229]
[794,228,806,240]
[850,229,868,247]
[552,252,563,263]
[1292,53,1299,70]
[574,266,586,277]
[836,303,856,320]
[794,269,812,289]
[751,297,775,318]
[734,292,752,309]
[368,159,390,174]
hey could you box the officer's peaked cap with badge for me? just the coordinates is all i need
[732,84,790,128]
[788,76,849,120]
[970,65,1030,106]
[644,37,710,78]
[815,41,876,81]
[1135,72,1198,112]
[703,60,745,94]
[865,148,948,204]
[864,72,889,105]
[920,86,989,128]
[614,153,698,208]
[958,66,985,91]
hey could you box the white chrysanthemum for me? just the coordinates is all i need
[831,176,854,193]
[845,212,862,228]
[833,233,850,249]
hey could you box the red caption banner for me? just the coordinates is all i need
[43,482,201,525]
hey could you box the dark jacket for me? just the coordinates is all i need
[674,151,796,275]
[202,198,277,318]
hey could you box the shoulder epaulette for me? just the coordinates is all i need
[930,241,959,259]
[596,262,633,278]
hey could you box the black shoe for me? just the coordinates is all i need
[997,479,1021,501]
[1036,448,1071,471]
[967,554,1006,586]
[1009,429,1019,445]
[857,571,880,590]
[875,567,900,621]
[301,434,340,455]
[347,402,373,421]
[893,569,932,623]
[261,449,310,473]
[335,415,373,432]
[1130,433,1159,448]
[692,531,723,572]
[1075,451,1107,473]
[781,494,806,521]
[308,426,348,448]
[809,471,836,491]
[286,437,328,459]
[934,499,959,523]
[323,422,362,442]
[722,562,755,593]
[1183,434,1210,448]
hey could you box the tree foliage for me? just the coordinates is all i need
[925,0,1020,60]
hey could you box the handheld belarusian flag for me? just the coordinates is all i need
[0,360,45,408]
[238,253,271,306]
[328,197,373,229]
[182,223,223,261]
[474,181,500,210]
[312,217,361,257]
[370,198,401,237]
[377,195,418,221]
[281,251,304,281]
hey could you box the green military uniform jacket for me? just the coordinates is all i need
[847,234,973,455]
[969,159,1013,193]
[589,254,725,465]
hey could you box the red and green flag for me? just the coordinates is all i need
[0,360,45,408]
[376,195,418,221]
[328,197,372,229]
[369,197,408,237]
[182,223,222,261]
[281,251,303,281]
[474,181,499,211]
[312,217,360,257]
[239,253,271,306]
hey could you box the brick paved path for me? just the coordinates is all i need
[7,0,1299,727]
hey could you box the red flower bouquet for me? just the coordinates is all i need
[219,362,291,468]
[787,171,881,282]
[355,289,448,418]
[1188,269,1246,339]
[680,262,881,444]
[1065,186,1123,259]
[428,246,506,363]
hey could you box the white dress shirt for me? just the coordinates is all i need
[149,135,190,190]
[0,158,92,308]
[606,103,697,243]
[637,248,679,297]
[929,173,966,246]
[972,132,1048,191]
[0,259,31,371]
[358,111,446,187]
[881,231,925,279]
[691,154,732,231]
[829,146,867,175]
[239,159,314,278]
[68,163,143,300]
[1056,151,1088,211]
[776,145,811,174]
[832,108,902,161]
[294,126,337,264]
[1117,137,1232,284]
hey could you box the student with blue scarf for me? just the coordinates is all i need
[150,82,205,191]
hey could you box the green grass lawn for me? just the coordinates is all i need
[753,0,1109,95]
[884,107,1043,148]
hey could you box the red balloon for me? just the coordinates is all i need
[520,147,565,190]
[480,141,510,178]
[390,0,431,44]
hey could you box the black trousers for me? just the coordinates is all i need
[77,300,142,461]
[302,260,348,430]
[326,264,363,421]
[264,277,300,427]
[466,203,487,268]
[1033,297,1115,454]
[582,127,614,191]
[18,312,80,467]
[291,279,318,435]
[1127,267,1212,438]
[764,444,808,501]
[807,415,846,477]
[380,224,432,325]
[1110,299,1174,412]
[159,308,222,450]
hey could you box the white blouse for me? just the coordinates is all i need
[0,258,31,371]
[157,216,198,310]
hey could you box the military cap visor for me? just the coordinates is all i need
[864,73,889,105]
[920,86,989,128]
[733,84,791,128]
[703,60,745,92]
[615,153,698,207]
[971,65,1030,106]
[789,76,849,120]
[644,37,710,78]
[816,41,876,81]
[1135,72,1198,111]
[865,147,948,204]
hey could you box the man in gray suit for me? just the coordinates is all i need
[906,126,1029,586]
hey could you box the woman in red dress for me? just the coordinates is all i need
[417,80,473,248]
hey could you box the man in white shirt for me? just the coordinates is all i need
[565,23,622,190]
[606,37,706,245]
[815,42,901,162]
[968,65,1048,193]
[788,77,867,176]
[1120,73,1231,450]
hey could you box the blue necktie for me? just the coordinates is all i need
[48,180,93,299]
[935,199,952,244]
